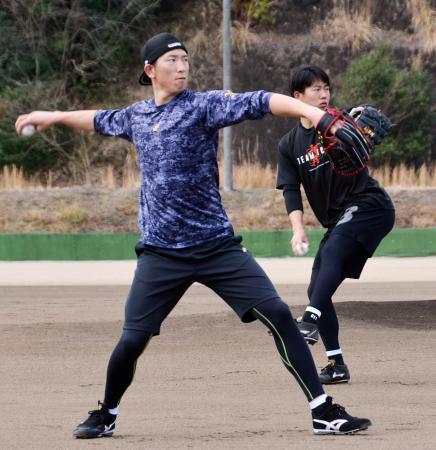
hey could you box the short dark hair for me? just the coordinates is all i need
[289,65,330,97]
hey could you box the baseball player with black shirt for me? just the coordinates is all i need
[16,35,372,438]
[277,65,395,384]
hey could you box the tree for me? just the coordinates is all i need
[335,46,434,167]
[0,0,180,173]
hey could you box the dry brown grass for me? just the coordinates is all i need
[0,164,143,191]
[0,162,435,191]
[410,207,436,227]
[370,164,436,187]
[219,161,276,189]
[188,19,259,58]
[100,165,116,189]
[0,166,44,191]
[121,159,141,189]
[231,20,260,55]
[225,162,436,189]
[407,0,436,55]
[313,0,381,52]
[59,204,88,225]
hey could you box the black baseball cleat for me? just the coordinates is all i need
[312,397,371,435]
[73,401,116,439]
[297,320,319,345]
[319,360,351,385]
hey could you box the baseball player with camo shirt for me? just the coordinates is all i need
[16,32,372,439]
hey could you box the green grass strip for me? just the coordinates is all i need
[0,227,435,260]
[240,227,436,257]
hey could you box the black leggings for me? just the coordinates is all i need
[104,329,152,408]
[308,234,363,351]
[103,299,324,408]
[252,299,324,401]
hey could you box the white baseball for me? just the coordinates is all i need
[295,242,309,256]
[21,124,36,137]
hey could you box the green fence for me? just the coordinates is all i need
[0,228,435,260]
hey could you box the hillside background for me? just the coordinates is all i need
[0,0,435,233]
[0,0,434,185]
[184,0,435,167]
[1,187,435,232]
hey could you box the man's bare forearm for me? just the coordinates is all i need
[289,209,305,233]
[53,110,97,131]
[269,94,324,127]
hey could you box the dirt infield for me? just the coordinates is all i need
[1,278,436,449]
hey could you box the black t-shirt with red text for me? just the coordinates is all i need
[276,122,394,228]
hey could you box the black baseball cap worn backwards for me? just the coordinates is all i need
[139,32,188,85]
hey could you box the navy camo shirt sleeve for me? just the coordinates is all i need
[204,90,272,130]
[94,106,134,141]
[91,90,273,249]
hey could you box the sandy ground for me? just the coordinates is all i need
[1,258,436,449]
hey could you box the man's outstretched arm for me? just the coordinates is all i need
[15,110,97,135]
[269,94,324,127]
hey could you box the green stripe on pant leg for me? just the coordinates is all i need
[253,307,314,401]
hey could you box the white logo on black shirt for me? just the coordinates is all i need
[296,144,326,169]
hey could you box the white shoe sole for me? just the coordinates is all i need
[313,421,371,435]
[320,378,350,385]
[313,425,370,435]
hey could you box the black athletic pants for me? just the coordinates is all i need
[308,204,395,351]
[103,298,324,408]
[102,236,326,408]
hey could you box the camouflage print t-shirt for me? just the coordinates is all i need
[94,89,272,248]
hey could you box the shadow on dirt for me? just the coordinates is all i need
[295,300,436,330]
